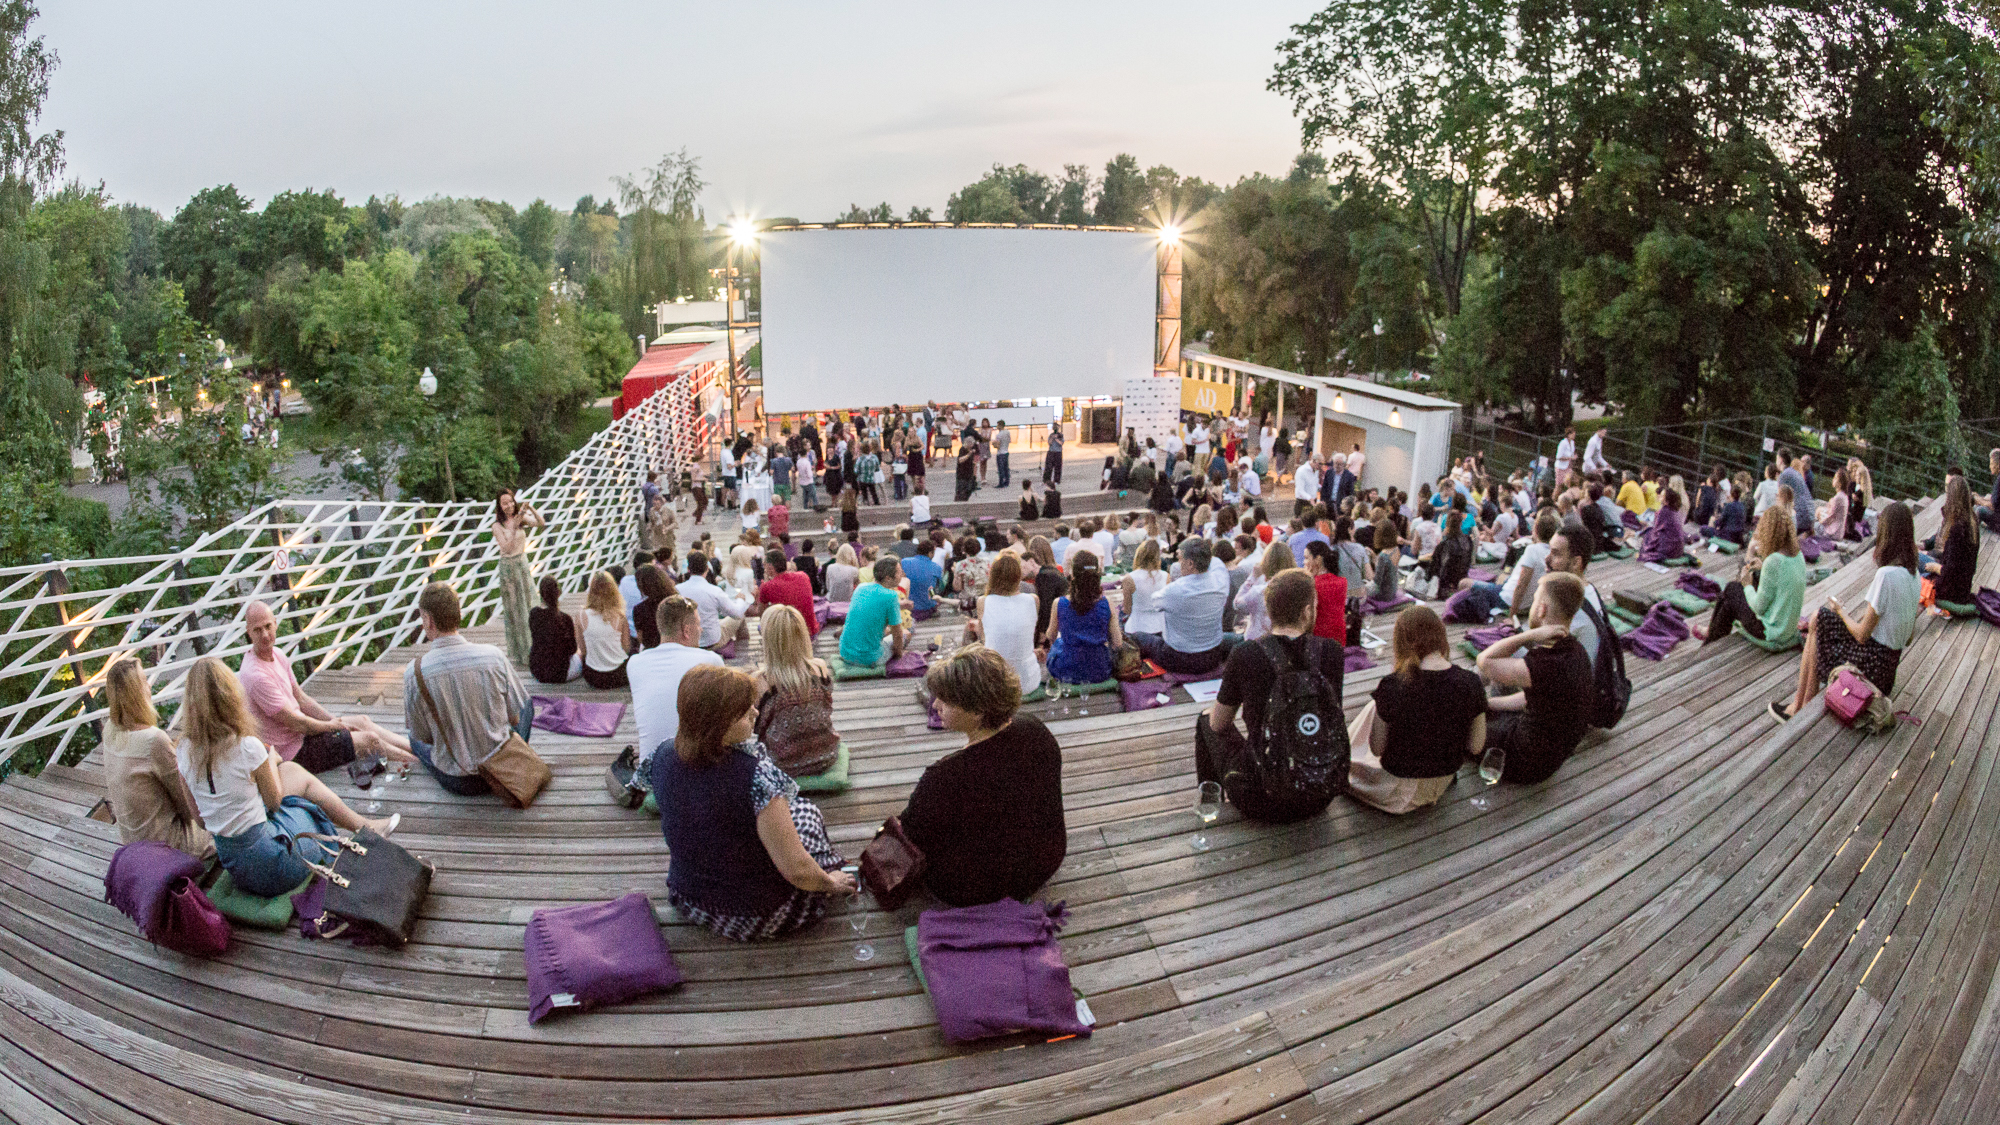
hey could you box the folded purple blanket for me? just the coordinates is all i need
[530,695,626,738]
[1674,571,1722,601]
[1467,567,1498,584]
[1343,646,1376,673]
[1621,602,1689,661]
[1466,624,1518,650]
[1360,592,1416,615]
[1799,535,1835,564]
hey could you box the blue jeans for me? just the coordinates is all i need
[411,700,534,797]
[997,452,1010,487]
[893,474,908,500]
[1461,581,1508,622]
[214,796,338,896]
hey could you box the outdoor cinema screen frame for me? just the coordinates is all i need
[757,226,1157,413]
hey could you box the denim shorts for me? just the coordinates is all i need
[213,796,338,897]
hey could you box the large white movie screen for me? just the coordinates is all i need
[758,228,1156,412]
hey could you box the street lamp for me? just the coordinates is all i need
[418,366,454,502]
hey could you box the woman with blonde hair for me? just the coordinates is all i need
[654,664,854,941]
[1232,540,1296,641]
[102,657,213,858]
[964,554,1042,695]
[174,657,392,895]
[573,570,631,689]
[1120,538,1170,638]
[752,605,841,778]
[1697,502,1805,648]
[824,542,861,602]
[1347,605,1486,814]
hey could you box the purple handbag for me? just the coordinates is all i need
[525,892,683,1024]
[1675,571,1722,601]
[104,841,230,956]
[1621,602,1690,661]
[916,899,1093,1043]
[885,650,930,678]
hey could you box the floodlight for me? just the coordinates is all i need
[1389,408,1403,428]
[728,219,757,247]
[1332,393,1346,413]
[1158,224,1182,246]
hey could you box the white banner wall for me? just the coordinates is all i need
[759,228,1156,412]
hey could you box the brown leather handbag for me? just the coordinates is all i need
[412,657,552,808]
[859,816,926,908]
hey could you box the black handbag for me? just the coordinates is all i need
[298,827,433,947]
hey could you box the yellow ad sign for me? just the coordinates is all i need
[1180,376,1233,414]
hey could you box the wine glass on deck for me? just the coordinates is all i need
[1048,678,1068,716]
[1192,781,1222,851]
[356,768,378,814]
[842,866,874,962]
[1470,748,1505,811]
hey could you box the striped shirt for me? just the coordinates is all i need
[403,634,530,777]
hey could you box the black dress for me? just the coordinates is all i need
[899,715,1066,907]
[527,606,576,684]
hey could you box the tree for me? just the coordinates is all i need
[1093,154,1145,225]
[612,149,714,339]
[1056,164,1092,224]
[838,202,894,222]
[1271,0,1509,317]
[0,0,61,190]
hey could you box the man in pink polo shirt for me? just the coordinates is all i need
[238,602,418,773]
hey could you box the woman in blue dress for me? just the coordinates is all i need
[1043,553,1123,684]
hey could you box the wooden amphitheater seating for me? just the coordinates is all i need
[0,502,1995,1123]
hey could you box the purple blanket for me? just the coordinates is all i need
[1621,602,1689,661]
[1639,510,1688,563]
[1674,571,1722,601]
[1622,509,1645,531]
[1360,592,1416,615]
[1466,624,1518,650]
[1163,667,1225,685]
[1799,535,1835,564]
[1467,567,1498,584]
[1343,646,1376,673]
[530,696,626,738]
[1442,588,1484,624]
[917,900,1092,1043]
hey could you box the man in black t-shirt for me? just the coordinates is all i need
[1198,569,1342,823]
[1473,571,1593,784]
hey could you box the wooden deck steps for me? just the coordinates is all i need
[0,510,1993,1123]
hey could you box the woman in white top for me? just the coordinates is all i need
[1752,466,1783,517]
[910,482,931,526]
[1772,501,1922,721]
[963,554,1042,695]
[575,570,631,689]
[741,499,762,534]
[1120,539,1171,637]
[1115,517,1147,569]
[1232,540,1295,642]
[728,532,763,594]
[824,543,861,603]
[175,658,392,896]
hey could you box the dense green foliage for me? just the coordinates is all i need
[1272,0,2000,432]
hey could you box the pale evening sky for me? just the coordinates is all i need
[39,0,1316,222]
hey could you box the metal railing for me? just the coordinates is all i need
[0,370,717,776]
[1451,414,1997,504]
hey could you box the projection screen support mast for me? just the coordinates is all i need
[1155,224,1183,380]
[757,225,1162,414]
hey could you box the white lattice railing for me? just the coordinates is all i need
[0,371,718,773]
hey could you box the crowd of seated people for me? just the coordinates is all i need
[97,433,1994,950]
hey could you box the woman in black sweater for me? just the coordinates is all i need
[1927,476,1980,605]
[897,647,1065,907]
[527,577,579,683]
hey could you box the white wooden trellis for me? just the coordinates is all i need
[0,373,716,772]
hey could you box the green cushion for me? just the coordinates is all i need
[1046,677,1121,697]
[207,870,308,929]
[1610,616,1639,637]
[1739,626,1802,652]
[1455,640,1482,661]
[905,924,928,994]
[1936,599,1980,618]
[1659,590,1714,617]
[1708,539,1741,554]
[793,743,851,793]
[828,655,888,681]
[1591,553,1609,563]
[1659,555,1699,568]
[642,791,657,816]
[1020,684,1047,703]
[1608,604,1646,627]
[1606,546,1636,559]
[1806,566,1837,585]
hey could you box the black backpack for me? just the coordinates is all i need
[1254,636,1349,806]
[1577,587,1630,729]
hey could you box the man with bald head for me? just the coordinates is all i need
[238,601,416,773]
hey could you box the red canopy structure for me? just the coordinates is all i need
[613,341,709,419]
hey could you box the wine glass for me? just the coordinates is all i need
[1470,748,1505,810]
[842,866,873,962]
[1191,781,1222,851]
[1048,678,1068,716]
[356,768,378,814]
